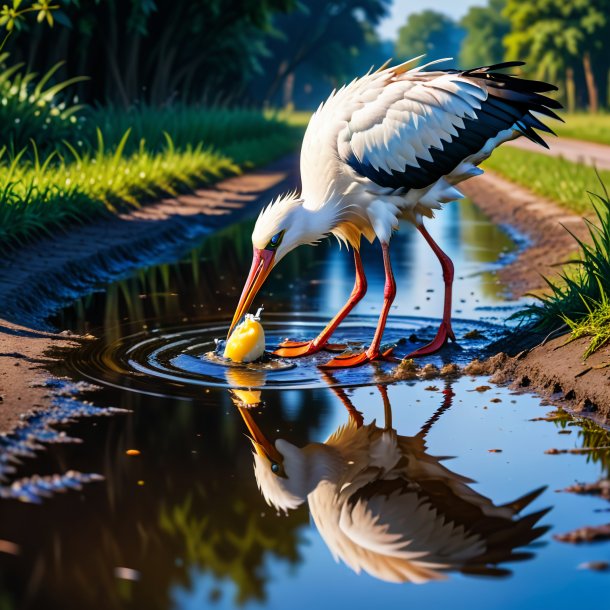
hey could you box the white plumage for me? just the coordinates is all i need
[230,57,560,365]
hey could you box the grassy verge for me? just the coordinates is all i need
[518,188,610,359]
[555,113,610,146]
[483,147,610,215]
[0,107,307,249]
[0,59,310,249]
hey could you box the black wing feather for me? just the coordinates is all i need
[346,61,561,191]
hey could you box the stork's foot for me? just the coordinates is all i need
[406,321,456,358]
[273,339,347,358]
[319,346,398,369]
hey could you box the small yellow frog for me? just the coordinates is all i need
[223,308,265,363]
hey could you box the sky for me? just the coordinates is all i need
[376,0,486,40]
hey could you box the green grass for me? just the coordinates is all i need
[555,113,610,146]
[517,188,610,358]
[0,111,306,249]
[483,147,610,215]
[0,57,309,249]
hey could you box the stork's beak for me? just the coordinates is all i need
[228,248,275,338]
[237,406,283,464]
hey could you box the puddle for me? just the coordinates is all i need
[64,315,505,395]
[1,200,609,609]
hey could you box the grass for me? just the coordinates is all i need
[0,57,309,249]
[0,115,305,249]
[483,147,610,215]
[555,113,610,146]
[517,187,610,358]
[0,64,308,248]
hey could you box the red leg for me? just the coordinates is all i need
[321,242,397,369]
[407,224,456,358]
[273,249,368,357]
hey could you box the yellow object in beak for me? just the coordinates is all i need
[223,308,265,363]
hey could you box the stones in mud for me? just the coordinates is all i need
[391,360,462,382]
[554,523,610,543]
[563,479,610,500]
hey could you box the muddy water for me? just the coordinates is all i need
[1,200,609,610]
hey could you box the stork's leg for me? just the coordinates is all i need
[273,249,367,358]
[321,242,397,369]
[406,224,456,358]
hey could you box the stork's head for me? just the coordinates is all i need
[237,405,310,511]
[228,192,333,337]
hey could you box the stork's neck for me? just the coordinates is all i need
[287,196,344,249]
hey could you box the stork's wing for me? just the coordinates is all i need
[336,60,561,192]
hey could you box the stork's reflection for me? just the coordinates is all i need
[228,371,549,584]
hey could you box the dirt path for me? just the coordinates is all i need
[0,155,299,434]
[462,172,610,423]
[507,136,610,170]
[460,172,591,296]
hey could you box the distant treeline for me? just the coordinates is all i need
[397,0,610,113]
[5,0,609,111]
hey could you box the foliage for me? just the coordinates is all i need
[0,54,86,155]
[554,112,610,146]
[483,147,610,215]
[249,0,391,108]
[0,0,56,33]
[6,0,297,105]
[517,187,610,358]
[395,10,464,64]
[459,0,509,67]
[504,0,610,110]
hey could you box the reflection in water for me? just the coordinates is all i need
[234,378,550,584]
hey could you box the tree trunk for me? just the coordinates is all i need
[566,66,575,114]
[583,52,599,113]
[282,71,295,109]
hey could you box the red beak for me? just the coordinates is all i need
[228,248,275,338]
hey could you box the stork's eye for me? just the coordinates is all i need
[265,231,284,251]
[271,462,280,474]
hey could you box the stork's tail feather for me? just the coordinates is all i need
[457,61,563,149]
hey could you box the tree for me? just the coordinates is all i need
[6,0,297,105]
[395,10,464,64]
[459,0,509,68]
[504,0,610,112]
[250,0,391,108]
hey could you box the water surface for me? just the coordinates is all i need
[0,200,608,610]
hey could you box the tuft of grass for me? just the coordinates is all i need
[555,113,610,147]
[0,54,87,155]
[564,297,610,359]
[483,147,610,215]
[517,186,610,358]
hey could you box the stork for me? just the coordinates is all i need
[234,381,549,583]
[228,57,561,367]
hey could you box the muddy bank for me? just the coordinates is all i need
[0,155,299,434]
[463,172,609,423]
[489,336,610,423]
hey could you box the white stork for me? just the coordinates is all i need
[235,383,549,583]
[228,57,561,367]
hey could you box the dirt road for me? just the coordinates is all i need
[507,135,610,170]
